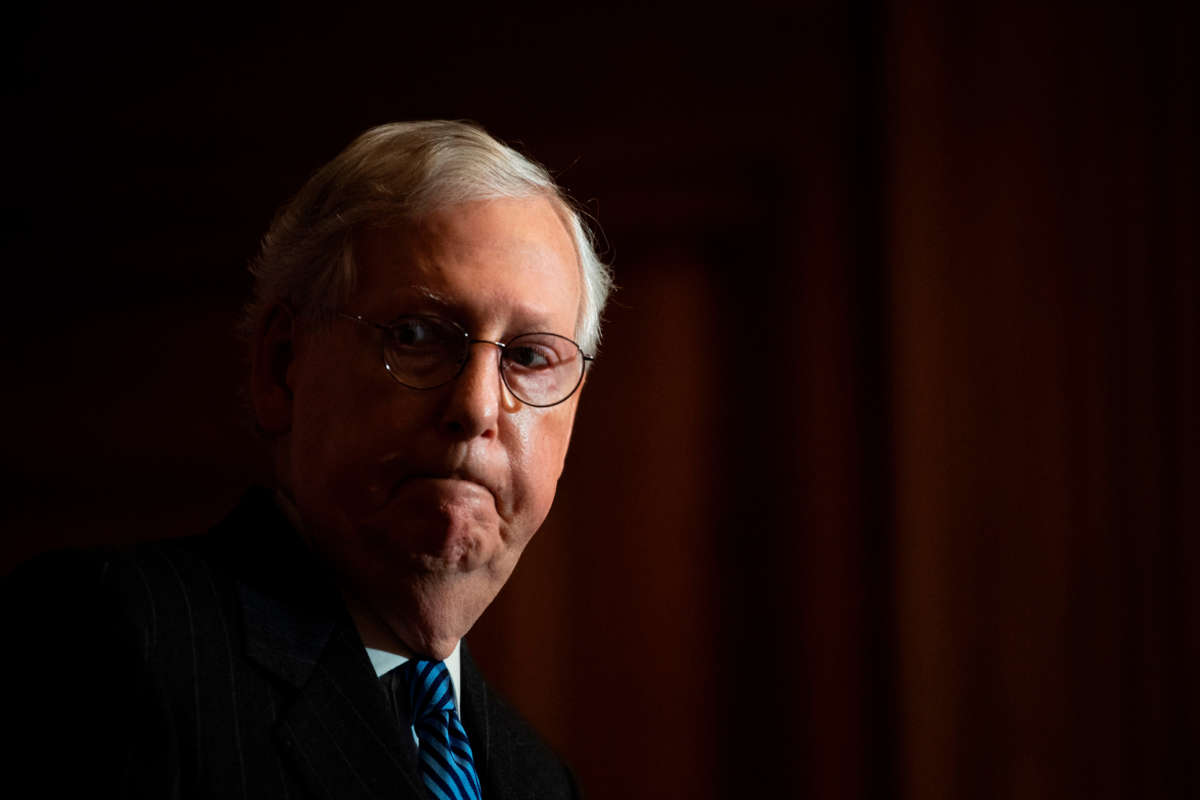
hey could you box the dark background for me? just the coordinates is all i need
[3,2,1196,797]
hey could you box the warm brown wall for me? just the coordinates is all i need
[3,2,1195,798]
[887,3,1197,798]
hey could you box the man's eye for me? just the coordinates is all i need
[505,344,554,369]
[390,318,441,347]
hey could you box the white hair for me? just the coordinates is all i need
[244,120,612,353]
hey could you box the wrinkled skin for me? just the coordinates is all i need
[253,195,584,659]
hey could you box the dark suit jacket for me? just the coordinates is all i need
[2,489,578,799]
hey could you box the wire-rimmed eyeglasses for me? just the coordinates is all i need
[338,313,593,408]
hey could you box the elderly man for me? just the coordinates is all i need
[4,121,611,799]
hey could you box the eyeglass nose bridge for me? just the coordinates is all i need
[452,337,508,368]
[448,337,514,394]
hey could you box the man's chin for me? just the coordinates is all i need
[361,502,500,574]
[406,543,487,574]
[388,609,475,661]
[371,570,502,659]
[404,630,462,662]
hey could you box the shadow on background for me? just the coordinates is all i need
[3,2,1196,798]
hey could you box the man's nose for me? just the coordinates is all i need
[439,341,515,439]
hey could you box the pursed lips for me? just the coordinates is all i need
[391,467,500,506]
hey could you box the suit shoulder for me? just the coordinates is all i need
[2,544,183,795]
[2,530,241,657]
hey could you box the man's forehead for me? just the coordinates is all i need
[350,198,583,332]
[381,283,566,330]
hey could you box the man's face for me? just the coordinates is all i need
[279,195,583,659]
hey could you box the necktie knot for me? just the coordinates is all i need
[398,659,482,800]
[402,660,457,720]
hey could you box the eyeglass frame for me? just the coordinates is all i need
[336,312,594,408]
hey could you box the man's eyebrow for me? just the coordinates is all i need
[389,285,562,334]
[396,285,455,308]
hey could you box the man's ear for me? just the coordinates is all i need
[250,304,297,436]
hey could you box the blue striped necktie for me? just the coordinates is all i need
[401,660,483,800]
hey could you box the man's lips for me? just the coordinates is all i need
[398,475,489,496]
[389,470,499,505]
[370,453,505,516]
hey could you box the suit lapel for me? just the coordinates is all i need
[274,623,427,800]
[223,490,428,800]
[459,645,497,795]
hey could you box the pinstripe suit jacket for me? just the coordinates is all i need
[2,489,578,799]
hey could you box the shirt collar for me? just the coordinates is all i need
[366,640,463,712]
